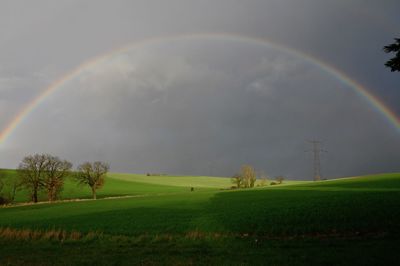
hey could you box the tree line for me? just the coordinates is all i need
[0,153,109,204]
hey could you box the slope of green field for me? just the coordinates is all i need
[1,173,399,235]
[1,172,399,265]
[1,170,226,202]
[1,169,308,202]
[7,176,190,203]
[109,172,232,188]
[109,172,310,188]
[306,173,400,190]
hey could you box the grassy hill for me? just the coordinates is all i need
[0,169,308,202]
[0,171,399,265]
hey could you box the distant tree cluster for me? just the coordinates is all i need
[0,153,109,205]
[231,165,258,189]
[231,165,285,189]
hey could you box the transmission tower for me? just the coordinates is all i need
[307,140,327,181]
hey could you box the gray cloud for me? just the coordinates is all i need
[0,1,399,179]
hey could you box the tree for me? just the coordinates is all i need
[275,176,285,184]
[383,38,400,72]
[18,154,48,203]
[231,173,243,188]
[43,156,72,201]
[240,165,257,188]
[17,154,71,203]
[75,161,109,199]
[231,165,257,189]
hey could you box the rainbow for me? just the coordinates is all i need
[0,33,399,147]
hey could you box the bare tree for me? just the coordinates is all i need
[18,154,49,203]
[232,165,258,189]
[275,176,285,184]
[17,154,71,203]
[231,173,242,188]
[75,161,109,199]
[44,156,72,201]
[241,165,256,188]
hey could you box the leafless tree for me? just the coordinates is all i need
[241,165,256,188]
[17,154,72,203]
[275,176,285,184]
[75,161,109,199]
[231,173,243,188]
[18,154,49,203]
[232,165,258,189]
[44,156,72,201]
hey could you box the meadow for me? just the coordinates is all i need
[0,171,399,265]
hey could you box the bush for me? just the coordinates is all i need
[0,196,10,205]
[270,182,277,186]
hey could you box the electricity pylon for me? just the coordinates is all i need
[307,140,327,181]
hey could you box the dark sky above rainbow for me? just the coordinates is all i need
[0,0,399,179]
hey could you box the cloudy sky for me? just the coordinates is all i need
[0,0,399,179]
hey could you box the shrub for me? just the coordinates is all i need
[0,196,10,205]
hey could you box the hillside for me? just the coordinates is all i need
[1,173,399,233]
[0,169,308,203]
[1,172,399,265]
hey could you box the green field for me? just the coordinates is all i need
[0,170,307,203]
[1,170,399,265]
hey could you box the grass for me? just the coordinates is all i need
[1,230,399,266]
[109,172,309,188]
[0,171,399,265]
[1,170,222,203]
[109,172,233,188]
[0,169,306,202]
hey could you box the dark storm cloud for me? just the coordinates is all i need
[0,0,399,179]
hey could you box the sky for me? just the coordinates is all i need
[0,0,399,179]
